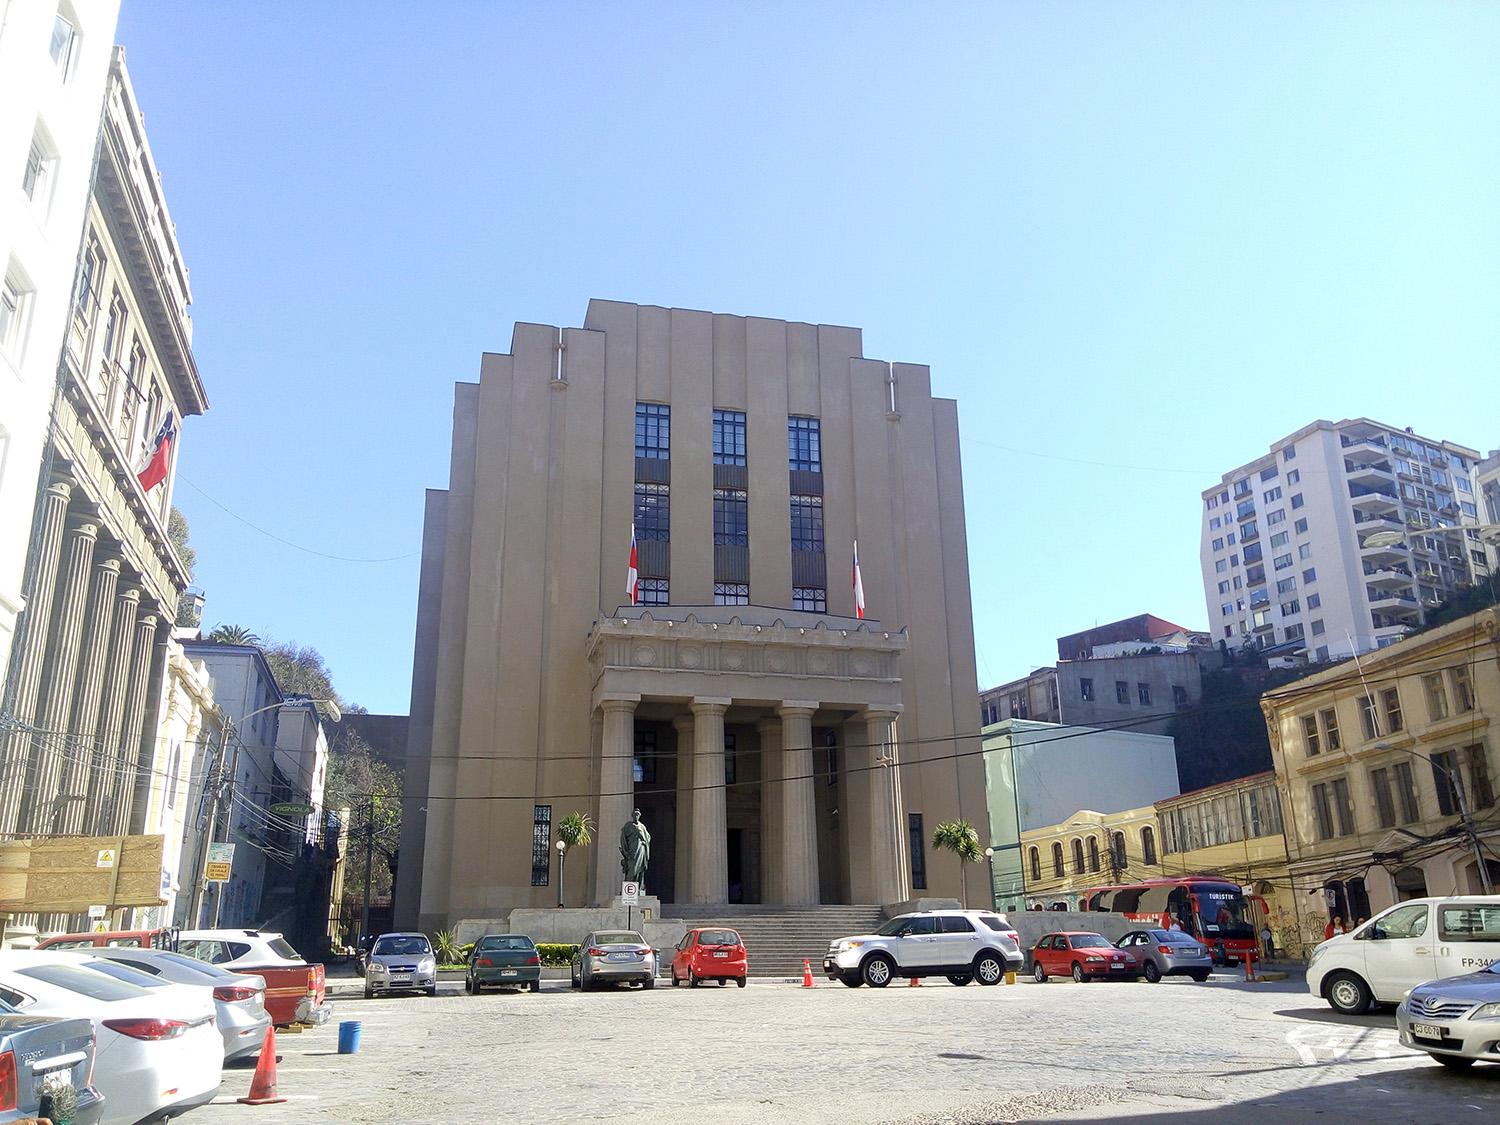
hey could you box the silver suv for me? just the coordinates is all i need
[823,909,1024,988]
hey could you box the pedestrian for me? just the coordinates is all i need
[1260,923,1274,960]
[1323,915,1344,941]
[1168,918,1183,932]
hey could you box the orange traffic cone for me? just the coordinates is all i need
[237,1025,286,1106]
[908,976,921,987]
[1243,951,1256,982]
[802,959,815,988]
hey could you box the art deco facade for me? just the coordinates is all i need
[1199,419,1488,663]
[402,301,986,929]
[0,50,205,860]
[1262,608,1499,950]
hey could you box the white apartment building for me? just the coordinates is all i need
[1,0,122,694]
[1199,419,1489,664]
[1479,449,1500,526]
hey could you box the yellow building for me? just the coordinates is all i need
[1020,806,1163,910]
[1262,607,1499,954]
[1154,773,1299,956]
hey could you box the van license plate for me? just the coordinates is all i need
[1412,1022,1443,1039]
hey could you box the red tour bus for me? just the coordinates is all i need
[1081,876,1265,963]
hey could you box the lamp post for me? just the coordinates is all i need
[555,839,568,908]
[984,847,996,910]
[1374,741,1492,894]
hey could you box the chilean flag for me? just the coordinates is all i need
[626,523,639,605]
[136,411,176,493]
[852,539,865,620]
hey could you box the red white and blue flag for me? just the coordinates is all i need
[136,411,176,493]
[626,523,639,605]
[852,539,865,619]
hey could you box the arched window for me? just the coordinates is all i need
[1029,846,1040,882]
[1141,827,1157,866]
[1071,838,1085,875]
[1111,832,1127,872]
[1051,842,1064,878]
[1088,837,1101,873]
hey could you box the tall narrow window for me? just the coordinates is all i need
[723,732,737,785]
[712,409,746,466]
[1051,842,1064,878]
[1071,838,1085,875]
[50,10,78,77]
[908,813,927,891]
[1331,778,1355,836]
[788,416,821,472]
[1371,768,1396,829]
[1466,744,1494,810]
[1301,714,1321,756]
[1424,674,1449,721]
[21,138,53,207]
[1079,678,1094,702]
[1452,666,1476,713]
[713,488,748,545]
[790,494,823,551]
[1432,750,1461,816]
[1111,832,1127,872]
[1141,827,1156,866]
[1311,783,1334,840]
[1088,837,1100,872]
[530,805,552,887]
[634,402,670,459]
[1393,761,1420,823]
[1115,681,1130,704]
[1,274,29,357]
[1029,846,1041,882]
[632,730,657,784]
[1320,708,1341,752]
[1382,688,1404,733]
[1358,695,1379,741]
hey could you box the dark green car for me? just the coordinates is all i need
[466,934,542,993]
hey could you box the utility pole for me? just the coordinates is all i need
[188,719,231,928]
[1453,773,1493,895]
[359,796,375,943]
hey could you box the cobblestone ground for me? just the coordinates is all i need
[201,974,1500,1123]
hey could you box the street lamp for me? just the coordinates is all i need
[555,839,568,908]
[1374,741,1492,894]
[984,847,995,910]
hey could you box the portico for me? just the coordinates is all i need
[587,606,910,907]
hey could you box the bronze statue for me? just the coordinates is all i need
[619,807,651,890]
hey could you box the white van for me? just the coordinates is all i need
[1308,896,1500,1014]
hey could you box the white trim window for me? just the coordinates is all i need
[50,8,79,79]
[2,271,34,360]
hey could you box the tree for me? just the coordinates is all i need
[168,506,196,579]
[325,728,402,905]
[555,812,594,908]
[207,623,260,645]
[931,819,984,907]
[262,640,339,704]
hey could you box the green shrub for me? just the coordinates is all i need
[536,942,579,966]
[433,929,462,964]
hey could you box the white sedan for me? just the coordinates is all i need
[0,951,222,1125]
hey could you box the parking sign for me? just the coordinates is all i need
[621,881,640,906]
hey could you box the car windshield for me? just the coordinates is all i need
[594,932,643,946]
[698,930,739,946]
[266,938,303,960]
[80,960,170,988]
[1069,934,1113,949]
[374,936,431,957]
[479,937,533,952]
[18,963,149,1002]
[1194,887,1255,939]
[875,917,915,936]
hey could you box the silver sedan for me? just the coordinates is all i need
[1397,963,1500,1070]
[1116,929,1214,983]
[571,931,657,990]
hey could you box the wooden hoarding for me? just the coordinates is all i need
[0,835,167,913]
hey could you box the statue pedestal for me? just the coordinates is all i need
[609,894,662,917]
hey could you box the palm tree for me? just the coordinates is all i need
[207,623,260,646]
[931,819,983,908]
[555,812,594,908]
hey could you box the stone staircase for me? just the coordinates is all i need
[660,904,888,977]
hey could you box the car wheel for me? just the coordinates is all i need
[718,978,727,987]
[643,977,655,990]
[1434,1054,1476,1071]
[736,977,746,988]
[1144,961,1162,983]
[1033,962,1047,983]
[946,974,972,987]
[426,985,438,997]
[1071,962,1087,984]
[1190,970,1210,983]
[364,986,374,999]
[840,976,862,988]
[862,954,895,988]
[689,968,700,988]
[671,969,680,987]
[974,954,1004,987]
[528,980,540,994]
[1325,972,1373,1015]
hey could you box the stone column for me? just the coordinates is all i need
[672,714,694,903]
[688,697,731,905]
[21,512,100,833]
[86,582,140,833]
[58,551,121,834]
[593,696,638,905]
[105,607,160,836]
[0,476,73,833]
[864,709,910,906]
[779,702,820,906]
[757,717,783,904]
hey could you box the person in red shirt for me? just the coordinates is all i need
[1323,915,1345,942]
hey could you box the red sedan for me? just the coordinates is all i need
[670,928,747,988]
[1031,932,1137,983]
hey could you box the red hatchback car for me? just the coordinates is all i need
[1032,931,1137,983]
[670,928,748,988]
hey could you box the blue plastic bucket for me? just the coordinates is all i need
[337,1020,362,1054]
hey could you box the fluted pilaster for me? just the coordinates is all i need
[672,714,694,902]
[779,702,820,906]
[757,716,783,904]
[57,552,121,834]
[864,709,910,906]
[689,698,731,905]
[0,476,73,834]
[86,583,140,833]
[104,608,160,835]
[21,514,100,833]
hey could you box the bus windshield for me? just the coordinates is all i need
[1194,886,1255,939]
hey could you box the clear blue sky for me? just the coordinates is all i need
[117,1,1499,712]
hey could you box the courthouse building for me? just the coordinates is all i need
[401,300,985,930]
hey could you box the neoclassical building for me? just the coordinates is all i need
[401,300,985,929]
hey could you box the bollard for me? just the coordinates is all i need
[1004,970,1017,986]
[337,1019,363,1054]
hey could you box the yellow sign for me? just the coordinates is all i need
[204,862,232,882]
[96,849,116,868]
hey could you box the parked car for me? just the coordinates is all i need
[466,935,541,993]
[1115,928,1214,983]
[175,928,330,1026]
[1031,932,1137,982]
[670,928,747,988]
[1396,959,1500,1070]
[823,909,1022,988]
[365,933,438,998]
[0,952,221,1125]
[87,947,271,1062]
[1308,896,1500,1015]
[0,997,105,1125]
[35,928,174,953]
[571,932,657,990]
